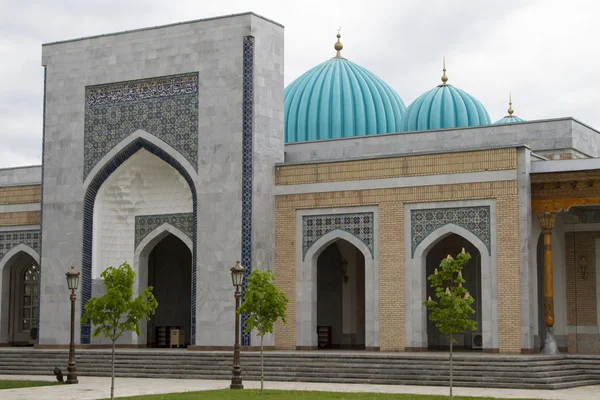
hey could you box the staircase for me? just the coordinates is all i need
[0,349,599,390]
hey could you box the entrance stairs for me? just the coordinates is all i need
[0,349,599,390]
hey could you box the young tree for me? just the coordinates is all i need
[237,269,289,395]
[81,262,158,400]
[424,249,477,400]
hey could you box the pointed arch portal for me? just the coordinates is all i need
[81,136,197,345]
[297,225,380,350]
[0,245,41,345]
[406,222,498,351]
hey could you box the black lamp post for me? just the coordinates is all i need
[65,266,80,384]
[230,261,245,389]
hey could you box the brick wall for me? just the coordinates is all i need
[275,148,522,353]
[0,184,42,227]
[0,185,41,205]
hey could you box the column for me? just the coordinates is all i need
[538,212,560,354]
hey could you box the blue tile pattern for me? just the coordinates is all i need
[81,137,198,344]
[38,66,47,341]
[84,73,199,179]
[240,36,254,346]
[302,213,374,261]
[134,213,193,248]
[0,230,41,261]
[410,206,491,257]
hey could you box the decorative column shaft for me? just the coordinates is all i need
[538,212,559,354]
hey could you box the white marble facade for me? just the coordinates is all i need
[38,13,284,346]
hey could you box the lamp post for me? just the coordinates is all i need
[230,261,245,389]
[65,266,80,384]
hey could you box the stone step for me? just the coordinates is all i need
[1,350,598,390]
[1,369,596,390]
[0,359,584,377]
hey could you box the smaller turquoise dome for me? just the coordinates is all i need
[494,95,526,124]
[401,85,491,132]
[495,115,525,124]
[400,64,490,132]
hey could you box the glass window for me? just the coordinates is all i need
[21,264,39,332]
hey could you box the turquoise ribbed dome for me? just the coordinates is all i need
[400,84,491,132]
[284,57,406,143]
[494,96,525,124]
[495,115,525,124]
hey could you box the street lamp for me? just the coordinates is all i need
[230,261,245,389]
[65,266,80,384]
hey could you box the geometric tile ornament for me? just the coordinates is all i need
[81,138,198,345]
[410,206,491,258]
[240,36,255,347]
[84,73,199,179]
[134,213,193,249]
[0,230,41,262]
[302,213,375,261]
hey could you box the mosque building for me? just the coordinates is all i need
[0,12,599,356]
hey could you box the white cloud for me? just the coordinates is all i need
[1,0,598,167]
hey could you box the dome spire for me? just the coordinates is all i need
[334,27,344,58]
[440,57,448,85]
[507,92,514,116]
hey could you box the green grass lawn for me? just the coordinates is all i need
[0,380,60,390]
[115,389,535,400]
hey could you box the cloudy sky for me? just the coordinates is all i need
[1,0,598,167]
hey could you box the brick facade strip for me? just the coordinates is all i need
[0,211,41,227]
[0,185,42,205]
[276,148,518,186]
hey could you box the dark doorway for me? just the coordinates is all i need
[316,239,365,349]
[425,234,482,350]
[147,234,192,347]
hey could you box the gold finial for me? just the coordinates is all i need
[507,92,514,116]
[334,26,343,58]
[441,57,448,85]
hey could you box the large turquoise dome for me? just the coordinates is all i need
[284,39,405,143]
[400,65,490,132]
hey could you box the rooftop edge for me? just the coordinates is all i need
[42,11,284,47]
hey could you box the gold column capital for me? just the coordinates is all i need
[537,212,557,232]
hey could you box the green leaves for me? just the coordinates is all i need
[237,269,289,338]
[81,262,158,342]
[423,249,477,339]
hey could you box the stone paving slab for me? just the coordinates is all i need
[1,375,600,400]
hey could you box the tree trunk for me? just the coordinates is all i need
[449,332,453,400]
[111,339,116,400]
[260,335,264,395]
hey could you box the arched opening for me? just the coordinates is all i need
[316,239,365,349]
[146,234,192,347]
[81,136,198,345]
[1,252,40,346]
[425,233,482,350]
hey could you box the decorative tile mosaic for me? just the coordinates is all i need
[134,213,193,249]
[410,206,491,258]
[84,73,199,179]
[38,66,47,342]
[82,138,198,345]
[0,230,41,261]
[240,36,255,346]
[302,213,374,261]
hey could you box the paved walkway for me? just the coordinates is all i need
[1,375,599,399]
